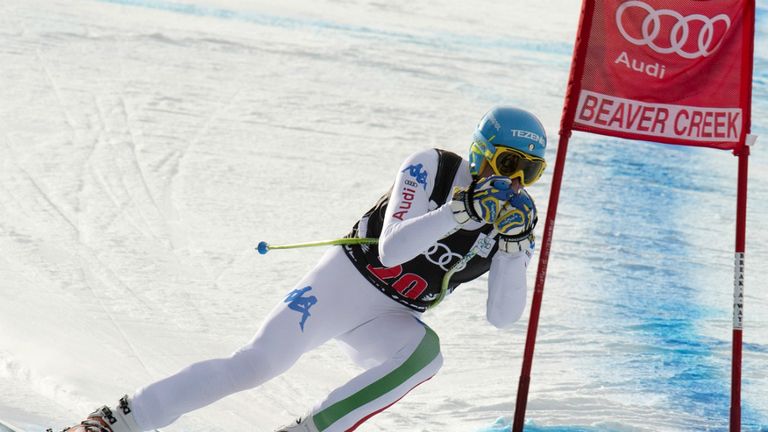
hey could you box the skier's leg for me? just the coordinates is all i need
[306,314,443,432]
[127,248,374,431]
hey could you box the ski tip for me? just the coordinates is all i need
[256,241,270,255]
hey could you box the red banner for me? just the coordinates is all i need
[567,0,753,150]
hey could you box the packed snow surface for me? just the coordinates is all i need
[1,1,767,431]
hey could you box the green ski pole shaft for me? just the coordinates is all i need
[256,238,378,255]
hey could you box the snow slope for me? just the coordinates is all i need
[0,1,766,431]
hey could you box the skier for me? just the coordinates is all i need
[63,106,548,432]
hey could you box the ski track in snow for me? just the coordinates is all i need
[1,1,767,431]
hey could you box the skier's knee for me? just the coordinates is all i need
[228,341,299,388]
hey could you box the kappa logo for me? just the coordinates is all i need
[615,1,731,59]
[402,163,429,190]
[284,286,317,332]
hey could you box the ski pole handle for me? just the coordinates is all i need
[256,238,378,255]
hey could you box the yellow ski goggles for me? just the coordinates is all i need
[471,141,547,186]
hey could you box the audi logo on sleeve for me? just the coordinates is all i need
[615,1,731,59]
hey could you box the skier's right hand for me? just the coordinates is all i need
[449,176,516,225]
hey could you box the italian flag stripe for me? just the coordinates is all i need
[313,325,440,431]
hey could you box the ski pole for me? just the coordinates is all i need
[256,238,378,255]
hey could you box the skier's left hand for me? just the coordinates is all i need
[450,176,517,225]
[494,189,537,237]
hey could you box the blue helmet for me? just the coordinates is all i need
[469,106,548,185]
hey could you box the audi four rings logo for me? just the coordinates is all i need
[424,243,465,272]
[615,1,731,59]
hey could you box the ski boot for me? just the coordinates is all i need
[64,396,141,432]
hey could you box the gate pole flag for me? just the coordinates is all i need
[512,0,756,430]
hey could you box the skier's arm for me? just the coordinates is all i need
[486,243,534,329]
[378,149,459,268]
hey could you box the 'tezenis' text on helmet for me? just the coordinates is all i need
[509,129,546,147]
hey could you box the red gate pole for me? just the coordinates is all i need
[511,130,571,432]
[511,1,594,430]
[730,148,748,432]
[731,1,754,429]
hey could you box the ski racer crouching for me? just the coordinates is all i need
[61,106,548,432]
